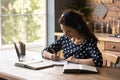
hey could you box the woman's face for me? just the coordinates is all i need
[60,24,80,39]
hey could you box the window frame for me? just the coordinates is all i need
[0,0,47,50]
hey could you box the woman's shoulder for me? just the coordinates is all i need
[85,37,97,43]
[55,35,70,45]
[59,35,69,40]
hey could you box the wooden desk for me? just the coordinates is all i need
[0,49,120,80]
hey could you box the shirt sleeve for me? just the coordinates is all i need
[87,41,103,67]
[43,36,63,54]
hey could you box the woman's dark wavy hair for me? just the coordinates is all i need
[58,9,98,43]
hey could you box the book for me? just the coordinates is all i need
[15,60,68,70]
[63,63,98,74]
[15,60,53,70]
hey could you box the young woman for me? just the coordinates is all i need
[42,9,103,67]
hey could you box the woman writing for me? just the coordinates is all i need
[42,9,103,67]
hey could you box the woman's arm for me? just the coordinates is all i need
[42,50,59,61]
[66,56,95,66]
[42,36,65,61]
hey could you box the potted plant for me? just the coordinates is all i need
[68,0,92,20]
[68,0,93,31]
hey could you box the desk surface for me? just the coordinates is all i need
[0,49,120,80]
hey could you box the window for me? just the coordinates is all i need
[0,0,46,49]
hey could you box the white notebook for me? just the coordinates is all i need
[15,60,53,70]
[49,60,68,66]
[15,60,68,70]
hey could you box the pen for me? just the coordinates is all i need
[51,48,57,56]
[50,47,60,61]
[28,60,43,64]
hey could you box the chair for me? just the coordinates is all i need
[102,52,119,67]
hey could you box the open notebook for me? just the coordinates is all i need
[15,61,54,70]
[63,63,98,73]
[15,60,68,70]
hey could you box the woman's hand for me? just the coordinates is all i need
[66,56,95,66]
[66,56,79,64]
[51,54,59,61]
[42,51,59,61]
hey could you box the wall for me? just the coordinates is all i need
[87,0,120,33]
[88,0,120,22]
[55,0,74,32]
